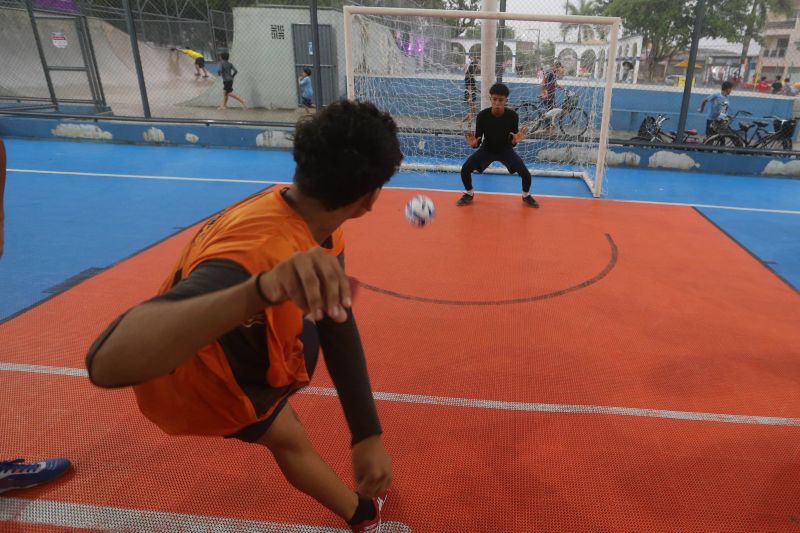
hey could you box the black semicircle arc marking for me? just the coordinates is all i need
[358,233,618,306]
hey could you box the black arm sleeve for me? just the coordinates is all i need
[85,259,250,386]
[150,259,250,303]
[316,310,383,446]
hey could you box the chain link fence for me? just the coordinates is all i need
[1,0,798,149]
[3,0,624,122]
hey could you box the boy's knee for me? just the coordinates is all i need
[259,406,309,454]
[462,157,478,173]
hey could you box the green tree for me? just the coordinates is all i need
[444,0,483,36]
[540,41,556,64]
[464,25,481,39]
[462,23,513,39]
[603,0,692,79]
[561,0,598,43]
[602,0,756,81]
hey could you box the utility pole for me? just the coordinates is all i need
[676,0,706,143]
[309,0,324,112]
[123,0,151,117]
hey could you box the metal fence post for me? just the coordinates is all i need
[204,0,216,60]
[309,0,324,112]
[676,0,706,142]
[24,0,59,110]
[122,0,152,117]
[496,0,506,82]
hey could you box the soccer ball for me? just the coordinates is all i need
[404,195,436,227]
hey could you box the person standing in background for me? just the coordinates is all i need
[464,56,480,127]
[299,68,314,115]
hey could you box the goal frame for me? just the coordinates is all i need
[343,5,620,197]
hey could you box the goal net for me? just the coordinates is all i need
[343,6,619,197]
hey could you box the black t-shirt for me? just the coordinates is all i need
[542,70,557,101]
[475,107,519,153]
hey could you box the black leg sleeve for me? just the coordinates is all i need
[461,155,476,190]
[519,164,532,194]
[502,149,532,193]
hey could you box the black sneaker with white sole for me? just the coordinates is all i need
[522,195,540,208]
[456,193,474,206]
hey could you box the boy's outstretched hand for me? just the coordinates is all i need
[512,127,528,144]
[465,131,479,148]
[352,434,393,498]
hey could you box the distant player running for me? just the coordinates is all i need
[457,83,539,208]
[218,52,247,110]
[173,46,209,78]
[698,80,732,136]
[85,101,402,532]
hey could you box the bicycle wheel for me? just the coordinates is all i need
[559,108,589,137]
[517,103,543,135]
[754,135,792,151]
[703,134,744,148]
[630,135,664,144]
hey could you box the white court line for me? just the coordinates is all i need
[3,362,799,427]
[0,497,412,532]
[8,168,279,186]
[9,167,800,215]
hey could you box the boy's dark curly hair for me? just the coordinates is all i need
[489,83,510,97]
[293,100,403,210]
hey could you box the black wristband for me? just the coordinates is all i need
[254,272,272,305]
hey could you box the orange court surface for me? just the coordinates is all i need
[2,187,799,532]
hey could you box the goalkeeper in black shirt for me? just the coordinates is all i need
[457,83,539,208]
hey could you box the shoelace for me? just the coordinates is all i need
[0,459,40,474]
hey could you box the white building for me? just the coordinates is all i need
[555,34,643,82]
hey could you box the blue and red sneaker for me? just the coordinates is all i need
[349,493,387,533]
[0,458,72,493]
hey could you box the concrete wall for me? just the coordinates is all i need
[357,76,797,136]
[183,6,420,109]
[607,85,795,134]
[183,7,346,109]
[2,115,800,179]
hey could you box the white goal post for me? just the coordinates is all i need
[343,5,620,197]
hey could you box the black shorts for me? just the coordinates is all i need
[465,146,526,175]
[195,57,205,68]
[540,97,555,111]
[223,80,234,93]
[225,319,320,443]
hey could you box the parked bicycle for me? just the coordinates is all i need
[704,110,795,150]
[631,114,700,144]
[514,90,590,138]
